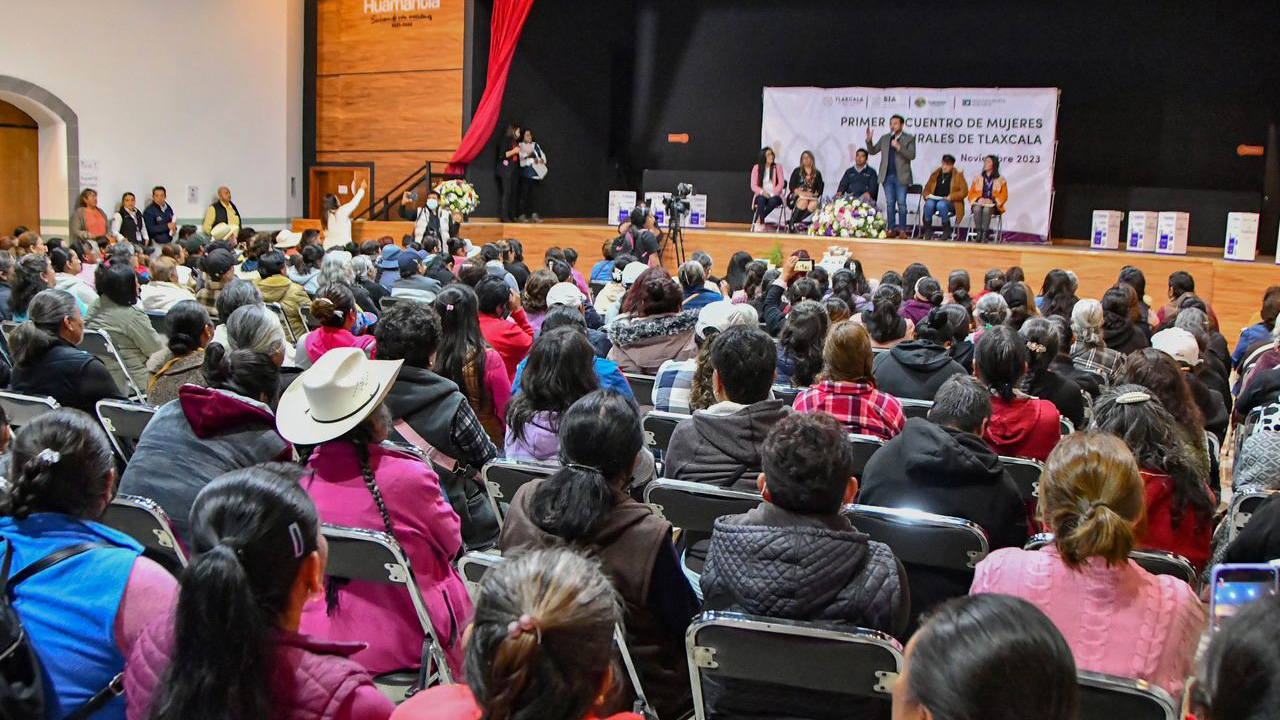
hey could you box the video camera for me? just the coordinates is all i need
[662,182,694,217]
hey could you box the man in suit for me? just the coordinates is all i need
[866,115,916,238]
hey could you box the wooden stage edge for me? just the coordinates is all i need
[292,218,1280,339]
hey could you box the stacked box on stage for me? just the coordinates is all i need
[645,192,709,229]
[608,191,637,225]
[1090,211,1125,250]
[1224,212,1260,261]
[1126,211,1159,252]
[1155,212,1190,255]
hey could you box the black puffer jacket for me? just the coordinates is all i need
[872,340,966,401]
[665,400,788,490]
[700,503,907,720]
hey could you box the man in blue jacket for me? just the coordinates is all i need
[836,149,878,202]
[143,186,175,247]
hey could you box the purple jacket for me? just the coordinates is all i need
[126,621,394,720]
[302,443,472,677]
[899,298,935,325]
[504,410,560,462]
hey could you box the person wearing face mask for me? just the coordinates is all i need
[111,192,150,248]
[400,189,460,245]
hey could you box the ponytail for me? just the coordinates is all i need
[150,465,320,720]
[1,409,113,520]
[529,390,641,544]
[1019,317,1059,390]
[11,289,78,367]
[916,277,944,307]
[974,325,1026,402]
[866,284,903,343]
[1039,433,1143,569]
[203,342,280,405]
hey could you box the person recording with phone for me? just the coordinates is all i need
[865,115,916,238]
[400,189,459,245]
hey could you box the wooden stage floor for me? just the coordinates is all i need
[292,217,1279,339]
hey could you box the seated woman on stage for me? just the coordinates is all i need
[787,150,824,229]
[968,155,1008,242]
[750,147,785,232]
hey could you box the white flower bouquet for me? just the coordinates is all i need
[434,179,479,215]
[807,197,888,239]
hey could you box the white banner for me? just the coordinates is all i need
[762,86,1060,240]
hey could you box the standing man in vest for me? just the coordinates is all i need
[143,185,175,248]
[202,186,241,236]
[865,115,916,238]
[111,192,150,247]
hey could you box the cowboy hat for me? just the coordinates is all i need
[275,229,302,249]
[209,222,239,241]
[276,347,403,445]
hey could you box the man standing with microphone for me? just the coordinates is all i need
[866,114,916,238]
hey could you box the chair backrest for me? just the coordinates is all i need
[145,310,168,335]
[102,494,187,573]
[481,459,558,525]
[1001,456,1045,503]
[898,398,932,420]
[457,550,503,599]
[589,281,606,300]
[0,320,18,341]
[265,302,296,343]
[1234,404,1267,460]
[95,399,157,463]
[847,433,885,478]
[642,410,686,456]
[1205,429,1220,461]
[1059,416,1075,436]
[1227,489,1277,543]
[320,524,453,684]
[379,295,400,313]
[299,304,317,331]
[1239,341,1276,381]
[1077,671,1179,720]
[686,611,902,720]
[79,329,145,400]
[772,385,801,407]
[1023,533,1199,590]
[624,373,656,407]
[841,504,989,571]
[643,479,761,536]
[0,390,59,431]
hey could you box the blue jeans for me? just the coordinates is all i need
[922,198,955,230]
[883,179,908,230]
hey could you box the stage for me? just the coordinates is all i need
[291,217,1277,339]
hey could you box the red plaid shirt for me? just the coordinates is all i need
[794,380,905,440]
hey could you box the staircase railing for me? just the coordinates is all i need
[361,161,464,221]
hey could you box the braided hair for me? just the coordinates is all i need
[1,409,114,521]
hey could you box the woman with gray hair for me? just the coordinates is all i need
[679,259,723,311]
[972,292,1009,339]
[225,304,289,365]
[1069,298,1123,385]
[350,253,389,308]
[318,249,378,320]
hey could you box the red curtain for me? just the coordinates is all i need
[446,0,536,174]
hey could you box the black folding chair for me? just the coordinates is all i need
[457,550,503,599]
[686,611,903,720]
[0,390,59,431]
[380,296,401,313]
[1225,490,1278,543]
[624,373,657,407]
[1001,456,1045,504]
[266,302,297,343]
[898,398,932,420]
[481,459,558,526]
[321,524,455,691]
[772,385,801,407]
[1024,534,1199,591]
[300,304,317,331]
[80,329,146,401]
[643,479,761,581]
[1077,670,1179,720]
[145,310,168,335]
[847,433,885,479]
[96,400,157,464]
[643,410,686,457]
[102,494,187,574]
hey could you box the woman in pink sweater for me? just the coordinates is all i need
[970,431,1204,698]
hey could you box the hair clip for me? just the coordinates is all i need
[445,304,454,312]
[287,522,305,559]
[1025,341,1047,353]
[1116,391,1151,405]
[35,449,61,467]
[565,462,602,475]
[507,614,542,643]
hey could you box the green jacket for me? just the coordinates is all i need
[86,297,165,395]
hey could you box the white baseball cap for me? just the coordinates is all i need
[621,262,649,287]
[1151,327,1201,368]
[695,300,759,340]
[546,282,586,308]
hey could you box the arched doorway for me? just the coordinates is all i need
[0,100,38,234]
[0,76,79,232]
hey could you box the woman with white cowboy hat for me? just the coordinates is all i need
[278,347,472,678]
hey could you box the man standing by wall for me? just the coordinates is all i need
[202,186,241,236]
[866,115,915,238]
[144,186,175,247]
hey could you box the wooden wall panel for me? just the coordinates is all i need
[314,150,454,202]
[0,105,39,235]
[316,71,463,151]
[317,0,464,76]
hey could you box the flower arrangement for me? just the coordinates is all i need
[807,197,887,239]
[434,179,479,215]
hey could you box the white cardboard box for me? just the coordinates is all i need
[1225,212,1260,262]
[1126,211,1159,252]
[607,190,636,225]
[1156,211,1190,255]
[1091,210,1124,250]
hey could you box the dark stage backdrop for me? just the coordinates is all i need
[470,0,1280,245]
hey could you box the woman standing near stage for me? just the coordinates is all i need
[787,150,824,230]
[968,155,1008,242]
[495,124,522,223]
[750,147,786,232]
